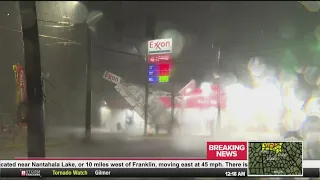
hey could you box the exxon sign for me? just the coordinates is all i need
[103,71,121,84]
[148,38,172,54]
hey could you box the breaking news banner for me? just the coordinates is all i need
[206,141,247,160]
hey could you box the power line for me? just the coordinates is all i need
[93,43,215,67]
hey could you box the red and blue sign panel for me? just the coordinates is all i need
[148,64,171,83]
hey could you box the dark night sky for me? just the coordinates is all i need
[88,1,319,91]
[0,1,319,124]
[89,1,317,77]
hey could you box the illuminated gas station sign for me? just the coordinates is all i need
[148,64,171,83]
[147,38,173,84]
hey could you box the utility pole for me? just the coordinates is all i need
[83,11,103,141]
[19,1,46,157]
[85,25,92,141]
[144,15,155,136]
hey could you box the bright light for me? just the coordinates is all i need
[100,106,111,126]
[100,106,109,112]
[71,1,79,5]
[282,110,306,131]
[253,83,283,109]
[224,84,255,130]
[224,82,283,133]
[225,84,250,96]
[283,88,304,111]
[200,82,211,96]
[126,109,133,117]
[185,88,192,93]
[251,83,283,132]
[213,73,220,79]
[248,57,266,77]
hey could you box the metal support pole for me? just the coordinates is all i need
[144,63,149,136]
[170,79,175,135]
[19,1,46,157]
[85,26,92,140]
[216,46,221,136]
[144,15,155,136]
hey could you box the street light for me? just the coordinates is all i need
[84,11,103,141]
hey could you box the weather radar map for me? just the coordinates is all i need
[248,142,303,176]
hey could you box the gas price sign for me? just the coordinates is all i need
[147,38,173,84]
[148,64,171,83]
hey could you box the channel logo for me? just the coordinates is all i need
[20,170,41,177]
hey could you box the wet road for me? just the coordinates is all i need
[0,130,210,180]
[1,128,208,158]
[0,128,312,180]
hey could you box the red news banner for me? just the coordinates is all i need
[207,142,247,161]
[207,142,247,168]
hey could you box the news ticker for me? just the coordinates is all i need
[0,141,308,177]
[0,159,319,178]
[0,168,319,178]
